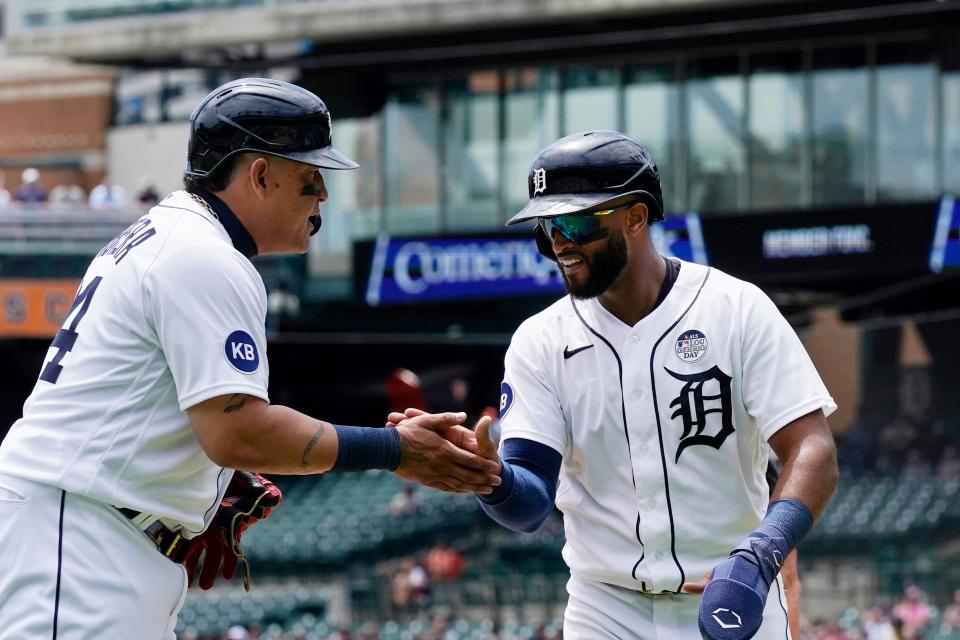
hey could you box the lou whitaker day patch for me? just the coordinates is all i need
[225,330,260,373]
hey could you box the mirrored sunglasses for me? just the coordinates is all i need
[537,207,621,245]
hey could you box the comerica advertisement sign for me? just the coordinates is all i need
[364,235,563,305]
[357,215,707,306]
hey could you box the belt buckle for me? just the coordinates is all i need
[120,509,182,558]
[143,520,183,557]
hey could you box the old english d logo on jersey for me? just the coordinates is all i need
[666,365,734,462]
[225,330,259,374]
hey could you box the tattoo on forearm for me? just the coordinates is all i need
[299,424,325,470]
[224,394,246,413]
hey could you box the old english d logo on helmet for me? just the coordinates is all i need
[185,78,359,178]
[533,167,547,196]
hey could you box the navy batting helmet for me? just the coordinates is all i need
[185,78,358,178]
[508,130,663,224]
[508,130,664,261]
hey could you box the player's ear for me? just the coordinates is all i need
[623,201,649,237]
[249,156,270,200]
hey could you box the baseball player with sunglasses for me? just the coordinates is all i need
[394,130,838,639]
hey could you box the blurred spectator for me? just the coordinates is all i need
[88,176,128,209]
[390,560,414,614]
[862,606,897,640]
[386,368,427,415]
[0,173,11,209]
[136,175,162,210]
[815,620,849,639]
[14,168,48,205]
[892,585,931,639]
[390,558,430,614]
[942,589,960,635]
[225,625,250,640]
[447,377,470,413]
[389,483,420,518]
[408,559,431,608]
[49,175,87,208]
[425,540,466,582]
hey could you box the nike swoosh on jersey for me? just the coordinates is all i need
[563,344,594,359]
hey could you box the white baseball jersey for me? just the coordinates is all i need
[0,190,269,535]
[498,259,835,594]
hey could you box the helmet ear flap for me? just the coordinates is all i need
[534,224,557,262]
[639,191,664,223]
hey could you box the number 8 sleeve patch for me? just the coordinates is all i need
[225,330,259,374]
[499,381,514,419]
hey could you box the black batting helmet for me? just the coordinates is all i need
[185,77,358,178]
[508,130,664,261]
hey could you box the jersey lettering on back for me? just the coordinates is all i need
[97,217,157,265]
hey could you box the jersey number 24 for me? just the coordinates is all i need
[39,276,103,384]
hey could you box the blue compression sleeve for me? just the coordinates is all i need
[477,438,562,533]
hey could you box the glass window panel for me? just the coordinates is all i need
[384,85,441,234]
[114,71,164,126]
[876,41,936,202]
[748,51,804,210]
[443,71,500,231]
[812,46,868,206]
[625,62,681,214]
[944,72,960,194]
[562,67,618,136]
[163,69,213,121]
[307,116,382,277]
[686,57,744,214]
[503,68,560,215]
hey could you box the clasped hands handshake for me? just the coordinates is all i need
[385,408,502,495]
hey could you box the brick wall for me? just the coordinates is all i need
[0,71,114,195]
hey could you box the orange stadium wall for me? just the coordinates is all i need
[0,279,80,338]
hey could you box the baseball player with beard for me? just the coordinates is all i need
[0,78,500,640]
[393,131,838,639]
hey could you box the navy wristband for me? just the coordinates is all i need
[759,498,813,547]
[332,424,402,472]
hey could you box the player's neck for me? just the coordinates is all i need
[597,249,667,327]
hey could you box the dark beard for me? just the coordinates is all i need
[561,230,628,300]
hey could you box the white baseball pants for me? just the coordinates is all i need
[563,574,792,640]
[0,474,188,640]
